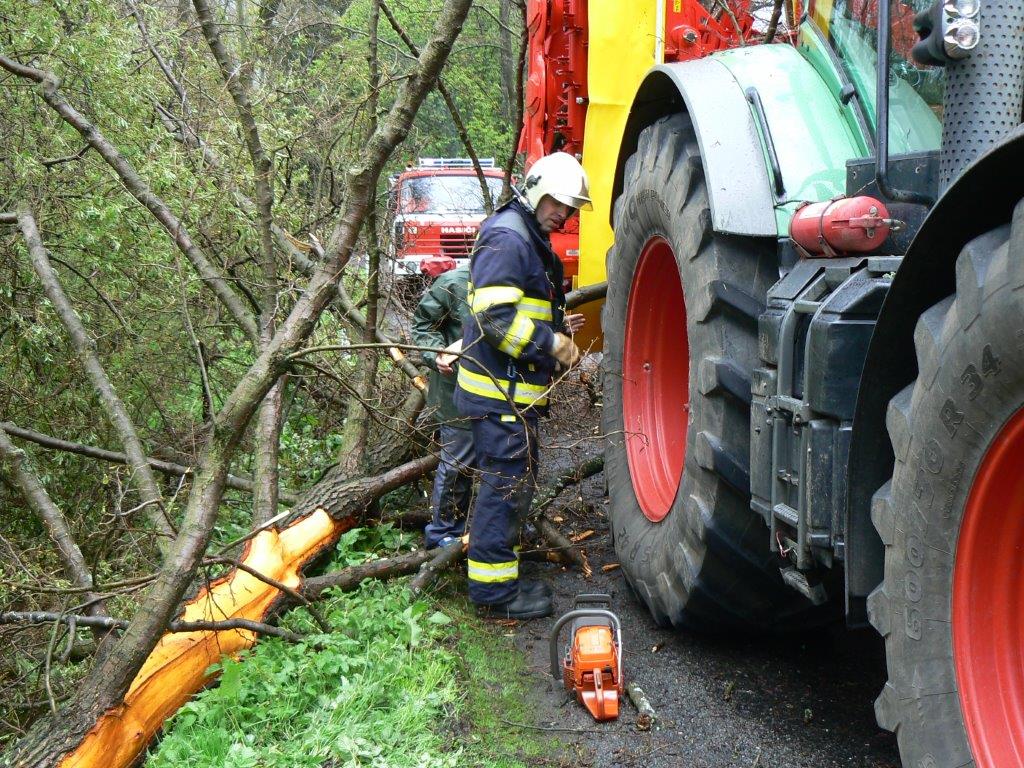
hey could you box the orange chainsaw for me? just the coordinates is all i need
[549,594,623,721]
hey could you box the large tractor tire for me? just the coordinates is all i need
[602,114,820,632]
[869,201,1024,767]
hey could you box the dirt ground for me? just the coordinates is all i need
[506,369,901,768]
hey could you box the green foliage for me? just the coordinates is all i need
[1,0,524,747]
[147,580,462,768]
[145,528,555,768]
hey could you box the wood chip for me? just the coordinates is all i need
[570,529,595,543]
[601,563,620,573]
[651,641,665,653]
[551,515,564,523]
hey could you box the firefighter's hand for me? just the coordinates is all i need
[550,332,581,368]
[564,313,585,335]
[436,339,462,375]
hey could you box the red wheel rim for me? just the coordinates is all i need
[953,406,1024,766]
[622,236,688,522]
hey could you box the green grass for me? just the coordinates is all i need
[144,528,563,768]
[446,610,563,767]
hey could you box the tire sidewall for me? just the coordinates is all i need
[602,144,707,625]
[884,254,1024,766]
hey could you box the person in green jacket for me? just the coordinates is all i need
[411,264,474,549]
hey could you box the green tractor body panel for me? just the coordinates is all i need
[711,40,868,234]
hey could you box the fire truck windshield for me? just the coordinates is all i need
[400,175,503,214]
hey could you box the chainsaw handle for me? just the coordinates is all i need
[548,608,622,681]
[573,593,612,607]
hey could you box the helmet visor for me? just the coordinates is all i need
[550,191,594,211]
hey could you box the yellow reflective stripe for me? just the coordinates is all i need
[518,296,553,321]
[467,558,518,583]
[471,285,524,313]
[460,367,548,396]
[457,367,549,407]
[498,313,535,358]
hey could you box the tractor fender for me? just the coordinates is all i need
[613,46,862,238]
[612,58,777,237]
[845,123,1024,616]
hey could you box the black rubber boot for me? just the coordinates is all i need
[519,578,553,598]
[477,590,553,620]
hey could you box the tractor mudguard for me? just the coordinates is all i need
[845,123,1024,617]
[623,58,777,236]
[613,58,775,237]
[613,44,863,240]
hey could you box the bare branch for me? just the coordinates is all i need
[0,611,305,643]
[0,426,109,627]
[125,0,187,108]
[565,281,607,310]
[408,542,465,595]
[715,0,747,45]
[40,144,91,168]
[15,207,174,544]
[0,420,300,504]
[0,55,261,343]
[301,546,435,599]
[380,0,494,214]
[765,0,785,42]
[503,0,528,199]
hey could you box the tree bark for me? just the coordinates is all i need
[4,0,472,760]
[502,0,528,201]
[530,454,604,516]
[499,0,516,121]
[16,209,174,546]
[565,281,607,310]
[765,0,785,43]
[301,546,436,599]
[338,0,384,477]
[0,427,109,632]
[191,0,285,527]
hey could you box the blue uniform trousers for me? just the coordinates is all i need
[466,413,539,605]
[424,424,476,549]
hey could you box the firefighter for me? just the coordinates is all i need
[411,259,474,550]
[454,151,589,620]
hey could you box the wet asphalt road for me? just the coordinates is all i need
[506,381,901,768]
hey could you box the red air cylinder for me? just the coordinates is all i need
[789,196,894,257]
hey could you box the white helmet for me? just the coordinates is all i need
[522,152,593,211]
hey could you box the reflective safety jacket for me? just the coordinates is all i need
[454,198,565,417]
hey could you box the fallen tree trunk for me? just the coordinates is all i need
[40,453,438,768]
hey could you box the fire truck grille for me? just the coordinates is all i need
[440,233,476,259]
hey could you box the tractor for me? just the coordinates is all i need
[525,1,1024,765]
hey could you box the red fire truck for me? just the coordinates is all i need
[387,158,504,282]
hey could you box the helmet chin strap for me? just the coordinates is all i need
[512,185,536,214]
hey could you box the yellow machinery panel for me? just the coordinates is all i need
[575,3,659,350]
